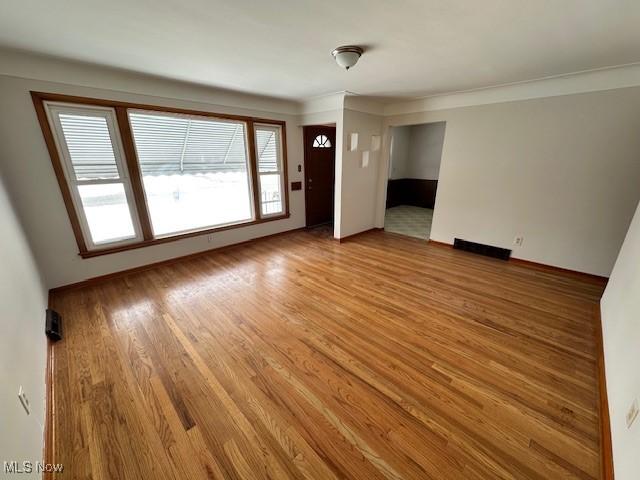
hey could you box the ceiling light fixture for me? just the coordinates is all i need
[332,46,364,70]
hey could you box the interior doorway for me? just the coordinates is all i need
[303,125,336,227]
[384,121,446,240]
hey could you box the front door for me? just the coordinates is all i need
[303,126,336,227]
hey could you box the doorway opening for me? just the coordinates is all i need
[303,125,336,229]
[384,122,446,240]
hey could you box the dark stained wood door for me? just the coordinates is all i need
[304,126,336,227]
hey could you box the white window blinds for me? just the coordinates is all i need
[58,113,120,180]
[128,111,249,175]
[256,128,278,172]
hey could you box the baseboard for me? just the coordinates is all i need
[337,227,383,243]
[43,339,55,480]
[509,257,608,285]
[427,239,608,285]
[427,239,453,249]
[50,227,305,294]
[595,305,615,480]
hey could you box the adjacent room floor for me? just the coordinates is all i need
[49,229,606,479]
[384,205,433,239]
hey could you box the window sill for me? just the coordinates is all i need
[78,213,290,258]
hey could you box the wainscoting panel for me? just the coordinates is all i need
[386,178,438,208]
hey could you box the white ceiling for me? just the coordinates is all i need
[1,0,639,101]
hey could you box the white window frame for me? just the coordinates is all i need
[254,123,285,218]
[127,109,257,237]
[44,102,143,249]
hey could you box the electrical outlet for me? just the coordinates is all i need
[18,386,30,415]
[626,398,639,429]
[513,235,524,247]
[207,234,214,243]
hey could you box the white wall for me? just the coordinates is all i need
[389,126,410,179]
[0,52,307,288]
[298,92,344,126]
[389,122,446,180]
[405,122,446,180]
[600,200,640,479]
[336,107,383,238]
[379,86,640,276]
[0,174,48,478]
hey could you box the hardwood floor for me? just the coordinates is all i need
[48,228,607,479]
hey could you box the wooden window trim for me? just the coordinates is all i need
[31,91,290,258]
[246,120,262,221]
[114,106,154,241]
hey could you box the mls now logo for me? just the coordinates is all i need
[4,461,64,474]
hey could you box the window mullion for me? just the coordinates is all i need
[280,123,290,217]
[246,120,262,221]
[115,107,154,241]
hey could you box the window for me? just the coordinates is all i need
[312,134,331,148]
[35,93,289,257]
[129,111,253,236]
[45,104,142,248]
[255,124,285,216]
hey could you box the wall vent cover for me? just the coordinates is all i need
[453,238,511,260]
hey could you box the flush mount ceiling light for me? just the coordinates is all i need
[332,45,364,70]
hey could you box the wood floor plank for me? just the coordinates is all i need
[49,228,606,479]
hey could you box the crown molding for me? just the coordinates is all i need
[298,92,346,115]
[383,63,640,116]
[343,94,385,116]
[299,91,386,117]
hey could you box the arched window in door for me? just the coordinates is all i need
[312,134,331,148]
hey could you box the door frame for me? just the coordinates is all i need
[303,125,337,227]
[378,121,447,239]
